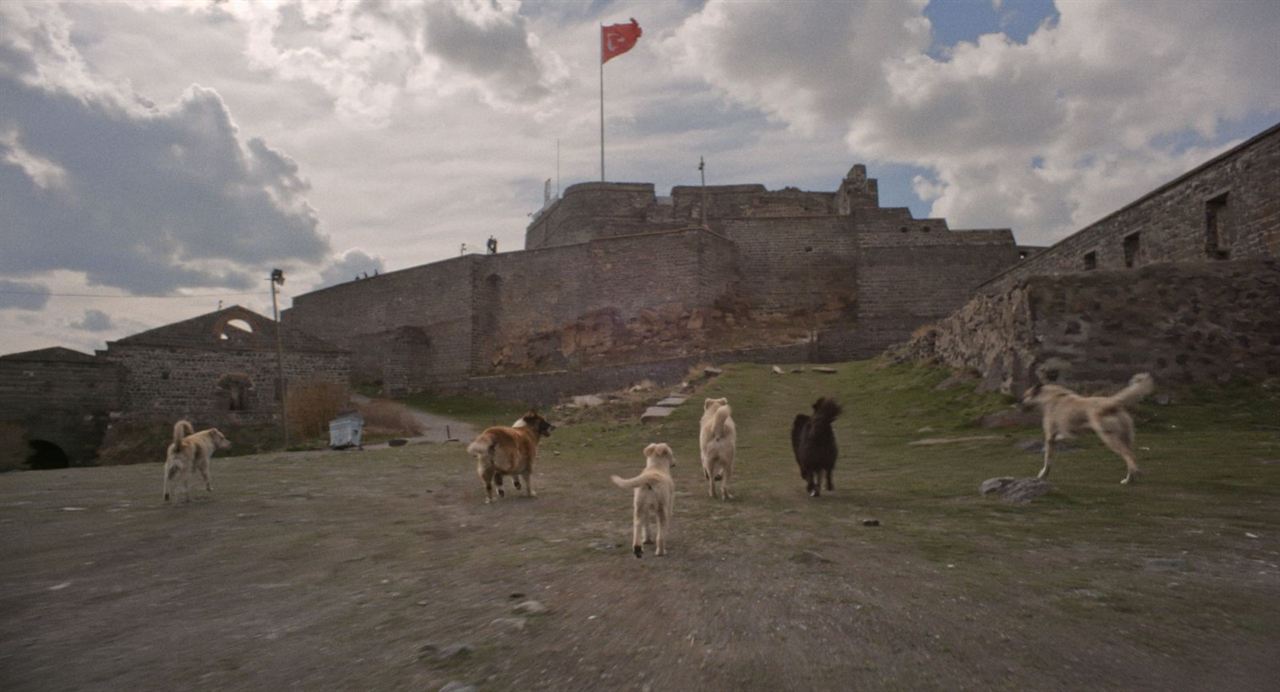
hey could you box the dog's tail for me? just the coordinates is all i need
[710,405,733,440]
[1107,373,1155,409]
[791,414,809,459]
[466,432,496,458]
[172,420,194,447]
[611,473,650,490]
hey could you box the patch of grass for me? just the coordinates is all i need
[399,391,525,427]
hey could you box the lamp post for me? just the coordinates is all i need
[270,269,289,448]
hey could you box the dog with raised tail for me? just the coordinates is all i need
[792,397,842,497]
[163,420,231,502]
[611,443,676,558]
[699,397,736,500]
[467,411,554,503]
[1022,373,1155,485]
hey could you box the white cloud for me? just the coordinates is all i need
[669,0,1280,242]
[70,308,113,332]
[316,248,387,289]
[0,2,330,294]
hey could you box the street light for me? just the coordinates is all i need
[270,269,289,448]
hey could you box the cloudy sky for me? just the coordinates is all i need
[2,0,1277,356]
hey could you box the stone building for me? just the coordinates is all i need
[0,347,120,468]
[901,123,1280,392]
[285,164,1024,401]
[102,305,350,424]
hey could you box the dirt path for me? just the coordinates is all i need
[352,394,477,446]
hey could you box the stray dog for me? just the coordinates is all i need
[611,443,676,558]
[1022,373,1155,484]
[163,420,232,502]
[791,397,842,497]
[699,398,736,500]
[467,411,554,503]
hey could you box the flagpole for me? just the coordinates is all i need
[599,24,605,182]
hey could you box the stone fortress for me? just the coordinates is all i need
[3,122,1278,467]
[284,164,1027,401]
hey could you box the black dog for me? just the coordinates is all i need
[791,397,842,497]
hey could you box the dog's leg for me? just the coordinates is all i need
[632,515,644,558]
[825,467,834,492]
[477,463,496,504]
[197,457,213,493]
[523,472,535,498]
[1037,434,1055,479]
[722,465,733,501]
[163,461,175,502]
[1098,430,1142,485]
[654,514,666,556]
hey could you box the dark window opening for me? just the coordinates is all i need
[27,440,70,470]
[899,226,908,233]
[1123,232,1141,268]
[1083,251,1097,270]
[921,225,931,232]
[1205,193,1230,260]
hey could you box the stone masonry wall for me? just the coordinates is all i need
[898,259,1280,395]
[0,358,121,465]
[983,123,1280,293]
[284,256,474,388]
[106,345,351,424]
[471,228,749,374]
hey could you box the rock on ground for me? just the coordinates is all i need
[980,477,1053,503]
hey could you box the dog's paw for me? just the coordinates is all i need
[633,545,643,558]
[497,487,505,497]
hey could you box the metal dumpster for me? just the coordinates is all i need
[328,411,364,449]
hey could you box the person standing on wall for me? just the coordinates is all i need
[487,236,498,254]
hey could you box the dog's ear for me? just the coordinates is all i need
[704,398,715,410]
[644,443,656,457]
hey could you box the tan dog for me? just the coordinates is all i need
[467,411,554,503]
[163,420,232,502]
[611,443,676,558]
[699,397,736,500]
[1022,373,1155,484]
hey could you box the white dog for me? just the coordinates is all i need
[699,398,736,500]
[1022,373,1155,484]
[163,420,232,502]
[611,443,676,558]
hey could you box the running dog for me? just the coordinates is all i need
[163,420,232,502]
[791,397,842,497]
[467,411,554,503]
[611,443,676,558]
[699,397,736,500]
[1022,373,1155,484]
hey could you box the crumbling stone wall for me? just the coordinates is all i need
[983,123,1280,292]
[899,260,1280,394]
[0,351,121,466]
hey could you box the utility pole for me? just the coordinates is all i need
[699,156,708,229]
[270,269,289,448]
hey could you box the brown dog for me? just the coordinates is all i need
[611,443,676,558]
[467,411,554,503]
[163,420,232,502]
[1022,373,1155,484]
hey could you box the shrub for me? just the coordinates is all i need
[287,382,350,442]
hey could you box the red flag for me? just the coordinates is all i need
[602,18,642,64]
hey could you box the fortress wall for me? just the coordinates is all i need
[526,183,658,249]
[718,216,857,316]
[856,242,1022,351]
[284,257,475,388]
[983,124,1280,292]
[897,259,1280,395]
[470,229,739,373]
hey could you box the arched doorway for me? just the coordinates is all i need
[26,440,70,470]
